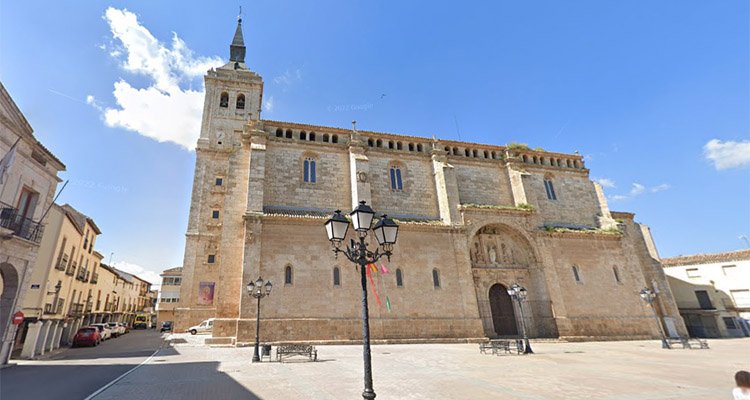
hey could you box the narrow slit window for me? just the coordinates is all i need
[285,265,293,285]
[390,166,403,191]
[396,269,403,287]
[333,267,341,287]
[432,269,441,288]
[544,179,557,200]
[572,265,581,283]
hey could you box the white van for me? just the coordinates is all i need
[187,318,214,335]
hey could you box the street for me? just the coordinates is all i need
[0,329,164,400]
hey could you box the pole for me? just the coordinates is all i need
[252,294,261,362]
[649,299,670,349]
[358,237,376,400]
[517,298,533,354]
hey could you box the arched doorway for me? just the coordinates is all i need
[489,284,517,336]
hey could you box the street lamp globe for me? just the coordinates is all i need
[372,215,399,246]
[639,288,654,302]
[246,280,255,296]
[264,280,273,295]
[350,201,375,232]
[325,210,350,242]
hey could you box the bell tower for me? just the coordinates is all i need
[197,14,264,149]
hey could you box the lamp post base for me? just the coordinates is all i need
[362,389,376,400]
[661,339,671,349]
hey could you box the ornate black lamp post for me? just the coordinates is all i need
[247,277,273,362]
[325,201,399,400]
[639,287,670,349]
[507,283,533,354]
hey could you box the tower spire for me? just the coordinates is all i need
[229,8,246,64]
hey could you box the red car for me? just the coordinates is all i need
[72,326,101,347]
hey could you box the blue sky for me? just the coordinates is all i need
[1,1,748,284]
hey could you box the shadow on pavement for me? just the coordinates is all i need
[94,360,262,400]
[1,363,139,400]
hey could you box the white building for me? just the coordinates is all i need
[662,249,750,338]
[0,81,65,364]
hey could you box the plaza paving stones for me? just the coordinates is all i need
[92,335,749,399]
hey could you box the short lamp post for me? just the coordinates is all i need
[507,283,533,354]
[325,201,399,400]
[639,287,670,349]
[247,277,273,362]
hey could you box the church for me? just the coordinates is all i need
[175,17,687,344]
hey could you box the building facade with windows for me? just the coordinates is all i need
[0,81,65,364]
[662,249,750,338]
[176,18,687,344]
[156,267,182,327]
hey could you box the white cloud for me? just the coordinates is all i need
[704,139,750,170]
[593,178,616,188]
[273,68,303,88]
[263,96,274,113]
[609,182,670,202]
[91,7,222,150]
[650,183,671,193]
[113,261,162,288]
[630,183,645,196]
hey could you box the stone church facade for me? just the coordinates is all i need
[176,18,688,344]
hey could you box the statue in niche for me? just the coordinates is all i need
[488,245,497,264]
[471,241,485,264]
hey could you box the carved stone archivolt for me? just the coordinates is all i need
[469,225,533,268]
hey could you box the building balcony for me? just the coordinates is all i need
[0,203,45,244]
[69,303,84,316]
[90,272,98,284]
[76,270,89,282]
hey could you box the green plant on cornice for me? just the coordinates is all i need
[543,226,623,235]
[533,147,546,152]
[506,142,530,151]
[460,203,535,212]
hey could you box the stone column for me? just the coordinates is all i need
[20,321,43,358]
[348,134,371,208]
[44,321,58,352]
[36,320,51,355]
[431,147,460,225]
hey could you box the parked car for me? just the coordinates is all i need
[160,321,173,332]
[187,318,214,335]
[72,326,101,347]
[119,322,130,334]
[90,323,112,340]
[106,322,126,337]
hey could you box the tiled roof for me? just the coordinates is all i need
[661,249,750,267]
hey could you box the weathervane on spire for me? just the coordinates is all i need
[238,6,243,22]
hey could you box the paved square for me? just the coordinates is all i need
[94,335,749,400]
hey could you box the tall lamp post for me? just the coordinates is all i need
[639,287,670,349]
[247,277,273,362]
[325,201,399,400]
[507,283,533,354]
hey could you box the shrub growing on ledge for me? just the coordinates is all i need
[506,142,530,151]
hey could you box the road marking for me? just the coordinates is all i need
[83,344,163,400]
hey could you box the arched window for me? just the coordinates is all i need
[388,141,394,149]
[472,149,478,158]
[390,166,403,191]
[464,149,470,157]
[533,156,539,164]
[544,178,557,200]
[397,142,403,150]
[408,143,414,152]
[523,155,529,163]
[303,158,317,183]
[323,133,330,143]
[376,139,383,148]
[484,150,489,159]
[613,266,621,283]
[332,135,339,144]
[572,265,581,283]
[574,160,580,169]
[286,129,293,139]
[540,157,546,165]
[236,94,245,109]
[333,267,341,287]
[432,268,441,288]
[368,139,374,147]
[417,144,423,152]
[275,128,283,138]
[285,265,293,285]
[396,268,403,287]
[219,92,229,108]
[309,132,316,141]
[452,147,459,156]
[300,131,307,140]
[566,159,572,168]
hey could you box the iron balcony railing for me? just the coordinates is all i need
[90,272,99,284]
[0,203,44,244]
[84,301,93,313]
